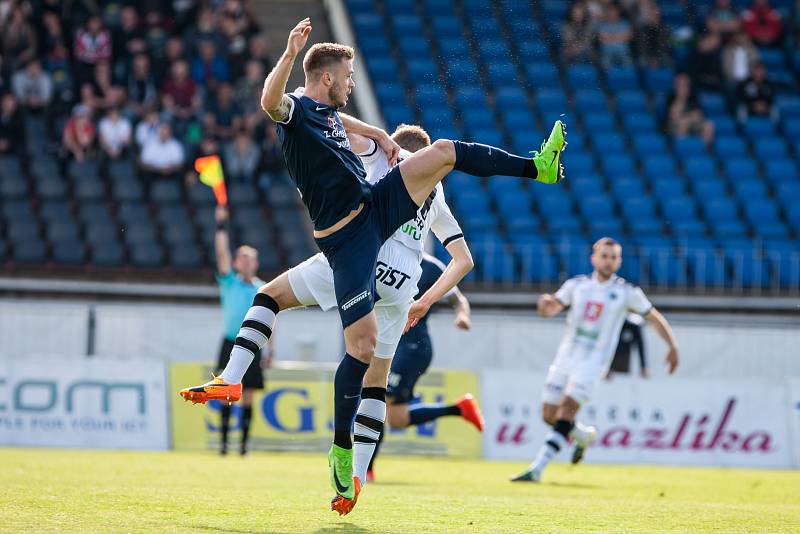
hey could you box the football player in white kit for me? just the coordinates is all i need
[512,237,679,483]
[287,123,474,513]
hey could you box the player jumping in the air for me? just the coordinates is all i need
[511,237,679,483]
[180,18,566,507]
[366,253,481,483]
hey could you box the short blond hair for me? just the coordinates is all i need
[391,124,431,153]
[592,237,621,253]
[303,43,354,81]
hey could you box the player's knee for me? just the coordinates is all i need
[432,138,456,165]
[259,280,291,311]
[387,407,408,428]
[349,334,377,362]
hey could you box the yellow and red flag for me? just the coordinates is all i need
[194,155,227,205]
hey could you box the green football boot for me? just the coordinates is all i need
[531,120,567,184]
[328,444,355,499]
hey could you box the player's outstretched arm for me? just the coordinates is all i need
[537,293,564,317]
[214,205,232,275]
[644,307,679,374]
[340,112,400,165]
[405,240,474,332]
[261,18,311,120]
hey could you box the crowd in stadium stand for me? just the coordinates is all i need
[0,0,288,190]
[560,0,800,145]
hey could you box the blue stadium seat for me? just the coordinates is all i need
[525,63,559,88]
[602,154,635,176]
[686,248,726,287]
[593,134,625,154]
[517,40,550,61]
[566,152,595,175]
[461,108,495,129]
[699,92,727,114]
[443,59,476,85]
[569,175,604,196]
[723,157,758,182]
[622,112,658,133]
[606,68,640,91]
[360,36,391,56]
[430,15,462,36]
[486,62,519,88]
[406,59,439,81]
[583,112,616,131]
[632,133,667,155]
[644,67,674,94]
[732,178,768,201]
[500,109,536,130]
[714,135,747,158]
[533,89,567,111]
[711,115,737,135]
[574,89,606,111]
[495,87,527,109]
[579,195,615,219]
[615,90,648,112]
[651,177,686,198]
[643,155,678,179]
[753,138,788,159]
[391,14,423,34]
[661,196,697,221]
[415,84,448,107]
[672,136,707,158]
[351,13,382,35]
[613,178,646,199]
[454,86,487,108]
[684,156,717,179]
[478,39,511,62]
[743,117,775,139]
[423,0,455,16]
[565,65,599,89]
[516,243,558,283]
[702,198,739,222]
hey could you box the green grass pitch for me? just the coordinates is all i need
[3,448,798,533]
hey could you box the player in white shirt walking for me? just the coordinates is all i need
[512,237,679,482]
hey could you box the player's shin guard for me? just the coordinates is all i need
[452,141,537,178]
[353,387,386,485]
[220,293,278,384]
[530,419,574,472]
[333,354,370,449]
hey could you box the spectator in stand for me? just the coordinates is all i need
[12,59,53,113]
[127,54,158,117]
[597,4,634,67]
[135,107,160,147]
[191,39,230,88]
[40,11,67,59]
[205,82,241,141]
[157,37,185,86]
[633,0,672,67]
[92,60,116,109]
[561,2,597,64]
[688,30,725,90]
[792,0,800,46]
[99,106,132,160]
[247,35,273,72]
[737,62,777,121]
[0,93,26,160]
[667,73,715,145]
[706,0,741,39]
[235,59,267,133]
[140,122,185,181]
[62,104,96,162]
[1,5,37,72]
[223,130,260,182]
[113,5,147,68]
[162,60,200,123]
[723,31,760,85]
[184,7,224,55]
[742,0,784,47]
[259,121,285,190]
[74,15,113,87]
[144,11,169,57]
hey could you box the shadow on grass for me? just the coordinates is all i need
[546,481,602,490]
[315,523,374,534]
[191,525,293,534]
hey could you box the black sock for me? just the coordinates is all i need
[333,354,369,449]
[452,140,537,178]
[407,403,461,426]
[553,419,575,440]
[220,404,231,449]
[241,405,253,449]
[368,428,384,472]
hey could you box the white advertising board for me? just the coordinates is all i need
[0,358,169,449]
[482,370,796,468]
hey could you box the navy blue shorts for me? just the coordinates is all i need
[386,331,433,404]
[314,166,419,328]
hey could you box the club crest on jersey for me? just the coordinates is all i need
[327,114,336,129]
[583,301,604,321]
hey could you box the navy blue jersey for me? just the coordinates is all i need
[404,256,447,340]
[276,93,372,231]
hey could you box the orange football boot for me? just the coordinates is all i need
[179,375,242,404]
[330,476,361,516]
[456,394,485,432]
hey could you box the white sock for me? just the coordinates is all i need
[353,396,386,485]
[530,429,568,473]
[219,299,276,384]
[570,421,593,445]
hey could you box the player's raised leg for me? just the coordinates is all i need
[397,122,566,207]
[540,402,596,465]
[179,273,300,403]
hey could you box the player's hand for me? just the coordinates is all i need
[640,367,651,379]
[665,347,679,375]
[215,204,229,223]
[377,132,401,166]
[286,18,312,58]
[404,299,431,333]
[537,293,558,316]
[454,311,471,331]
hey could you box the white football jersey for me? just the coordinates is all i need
[357,140,463,259]
[553,274,653,368]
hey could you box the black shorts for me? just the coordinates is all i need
[314,166,419,328]
[386,331,433,404]
[216,338,264,390]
